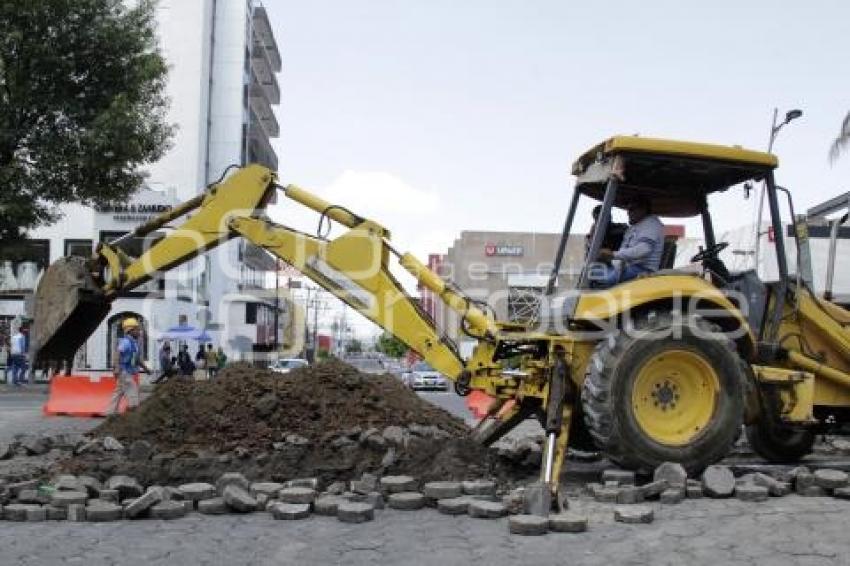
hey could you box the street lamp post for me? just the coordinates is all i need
[752,108,803,269]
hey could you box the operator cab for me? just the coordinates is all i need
[547,136,790,340]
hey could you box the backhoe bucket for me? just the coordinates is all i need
[31,257,110,368]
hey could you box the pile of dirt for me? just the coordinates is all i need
[61,360,522,486]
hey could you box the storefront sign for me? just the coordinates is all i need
[95,203,172,222]
[485,244,524,257]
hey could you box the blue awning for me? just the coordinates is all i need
[157,325,212,342]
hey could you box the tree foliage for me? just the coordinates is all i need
[0,0,173,238]
[375,332,408,358]
[829,111,850,164]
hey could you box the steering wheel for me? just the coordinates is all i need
[690,242,729,263]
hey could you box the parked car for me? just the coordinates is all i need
[404,362,449,391]
[269,358,309,374]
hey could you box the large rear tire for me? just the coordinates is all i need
[581,312,745,474]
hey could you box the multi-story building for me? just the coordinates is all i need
[0,1,283,372]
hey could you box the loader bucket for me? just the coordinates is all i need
[31,257,110,368]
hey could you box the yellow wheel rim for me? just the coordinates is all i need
[631,349,721,446]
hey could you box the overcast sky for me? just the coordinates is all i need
[262,0,849,336]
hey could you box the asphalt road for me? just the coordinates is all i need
[2,388,850,565]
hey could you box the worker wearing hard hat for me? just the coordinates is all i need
[106,317,149,416]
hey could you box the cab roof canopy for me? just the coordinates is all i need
[571,136,778,217]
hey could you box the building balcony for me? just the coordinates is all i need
[249,89,279,138]
[252,6,282,72]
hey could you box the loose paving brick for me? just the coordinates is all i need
[250,482,284,498]
[795,472,816,491]
[702,465,735,498]
[4,504,34,521]
[654,462,688,488]
[388,491,425,510]
[67,504,86,522]
[549,513,588,533]
[601,469,636,486]
[814,469,849,490]
[124,487,164,519]
[269,502,311,520]
[216,472,251,495]
[51,490,88,508]
[798,486,827,497]
[751,473,790,497]
[25,505,47,522]
[197,498,228,515]
[437,497,469,515]
[468,500,508,519]
[462,480,496,496]
[86,501,123,522]
[46,506,67,521]
[105,476,143,501]
[509,514,549,536]
[337,502,374,523]
[616,486,644,504]
[686,485,704,499]
[178,482,217,502]
[150,500,187,520]
[614,506,654,524]
[99,489,120,503]
[594,488,619,503]
[314,496,344,516]
[639,480,669,500]
[223,485,258,512]
[423,481,463,500]
[279,487,317,505]
[660,489,684,504]
[832,487,850,500]
[380,476,418,494]
[736,484,769,502]
[283,478,319,490]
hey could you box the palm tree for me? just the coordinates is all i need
[829,111,850,163]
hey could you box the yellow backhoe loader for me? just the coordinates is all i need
[30,136,850,515]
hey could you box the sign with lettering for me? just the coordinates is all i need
[95,203,172,222]
[484,244,524,257]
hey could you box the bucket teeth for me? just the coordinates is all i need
[31,257,110,368]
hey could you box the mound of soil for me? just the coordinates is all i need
[61,360,520,487]
[95,360,468,450]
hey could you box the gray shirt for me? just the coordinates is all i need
[613,215,665,271]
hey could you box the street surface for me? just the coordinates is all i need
[1,388,850,565]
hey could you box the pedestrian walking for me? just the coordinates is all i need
[177,344,194,378]
[205,344,219,380]
[153,342,173,384]
[216,346,227,372]
[9,325,29,386]
[106,317,148,416]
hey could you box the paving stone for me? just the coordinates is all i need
[197,497,228,515]
[509,514,549,536]
[283,478,318,490]
[346,491,385,510]
[86,501,123,522]
[686,485,704,499]
[223,485,257,512]
[549,513,588,533]
[102,436,124,451]
[702,465,735,498]
[25,505,47,522]
[3,504,35,521]
[638,480,669,500]
[7,479,39,497]
[751,472,790,496]
[182,500,194,514]
[46,505,67,521]
[350,473,379,494]
[736,484,769,502]
[178,482,217,502]
[388,491,425,510]
[614,506,654,524]
[67,504,86,522]
[654,462,688,488]
[279,487,317,505]
[162,487,184,501]
[593,488,619,503]
[423,481,463,500]
[124,487,163,519]
[17,489,47,504]
[604,480,620,488]
[660,488,684,504]
[795,471,816,491]
[50,489,87,509]
[798,485,827,497]
[616,486,644,504]
[832,487,850,500]
[96,490,119,504]
[380,475,418,494]
[337,501,375,523]
[325,481,347,495]
[503,489,526,514]
[437,497,469,515]
[216,472,251,495]
[53,475,82,491]
[314,496,344,516]
[814,469,849,490]
[269,502,311,520]
[468,500,508,519]
[601,469,636,486]
[105,476,143,501]
[250,482,284,498]
[150,500,187,520]
[462,480,497,496]
[77,476,102,498]
[256,493,270,510]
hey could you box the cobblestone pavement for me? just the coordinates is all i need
[2,496,849,566]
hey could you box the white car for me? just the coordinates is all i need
[404,362,449,391]
[269,358,309,374]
